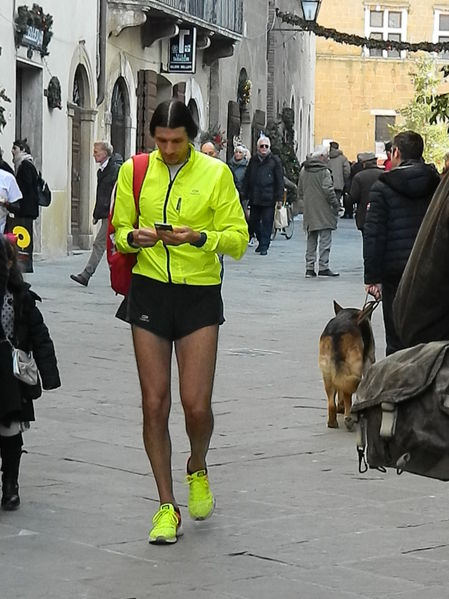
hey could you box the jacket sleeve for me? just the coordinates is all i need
[343,158,351,186]
[323,170,339,212]
[274,156,285,202]
[349,176,361,208]
[28,301,61,390]
[111,159,140,255]
[201,164,249,260]
[363,181,387,283]
[297,171,304,203]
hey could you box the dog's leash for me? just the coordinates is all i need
[362,293,381,312]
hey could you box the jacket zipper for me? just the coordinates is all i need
[162,159,189,283]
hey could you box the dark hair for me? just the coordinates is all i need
[329,141,339,150]
[393,131,423,161]
[149,100,198,140]
[2,236,24,292]
[13,138,31,154]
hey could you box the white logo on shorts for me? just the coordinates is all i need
[139,314,150,322]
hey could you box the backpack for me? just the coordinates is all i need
[351,341,449,481]
[107,153,149,296]
[37,172,52,207]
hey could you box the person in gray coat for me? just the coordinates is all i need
[328,141,351,217]
[298,146,340,277]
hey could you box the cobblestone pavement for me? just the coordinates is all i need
[1,219,448,599]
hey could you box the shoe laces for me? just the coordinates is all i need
[185,470,210,494]
[153,503,180,527]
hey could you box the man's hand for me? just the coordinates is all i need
[365,283,382,300]
[156,226,199,246]
[131,227,159,248]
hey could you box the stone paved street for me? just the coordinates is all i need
[1,218,448,599]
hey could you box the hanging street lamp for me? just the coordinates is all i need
[300,0,322,23]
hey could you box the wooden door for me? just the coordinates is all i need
[71,109,81,245]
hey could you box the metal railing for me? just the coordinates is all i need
[154,0,243,33]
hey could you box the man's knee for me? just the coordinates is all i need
[184,402,213,427]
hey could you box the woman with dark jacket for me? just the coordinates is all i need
[228,145,249,206]
[0,233,60,510]
[11,139,40,272]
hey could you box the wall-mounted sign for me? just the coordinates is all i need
[168,27,197,73]
[23,26,44,52]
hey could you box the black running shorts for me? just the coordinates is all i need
[127,274,224,341]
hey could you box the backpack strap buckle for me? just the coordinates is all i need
[380,402,397,439]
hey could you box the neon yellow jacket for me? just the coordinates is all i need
[112,146,249,285]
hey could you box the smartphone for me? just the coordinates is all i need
[154,222,173,231]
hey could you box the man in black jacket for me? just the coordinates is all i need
[349,152,383,234]
[363,131,440,355]
[242,136,284,255]
[71,142,122,286]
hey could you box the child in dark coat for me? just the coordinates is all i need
[0,233,60,509]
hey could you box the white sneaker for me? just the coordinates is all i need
[248,237,256,247]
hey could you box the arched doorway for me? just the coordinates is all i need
[71,65,86,246]
[70,63,94,249]
[111,77,129,160]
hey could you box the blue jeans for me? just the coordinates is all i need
[249,205,275,251]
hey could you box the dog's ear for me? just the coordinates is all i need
[333,300,343,315]
[357,301,377,324]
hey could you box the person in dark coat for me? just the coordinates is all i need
[349,152,383,233]
[242,136,284,255]
[363,131,440,355]
[11,139,39,273]
[228,145,249,214]
[0,233,60,510]
[70,141,123,286]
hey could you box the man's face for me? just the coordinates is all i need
[201,142,217,158]
[257,141,270,156]
[11,145,20,159]
[154,126,190,165]
[93,145,108,164]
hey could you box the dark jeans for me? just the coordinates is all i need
[249,205,275,251]
[382,279,404,356]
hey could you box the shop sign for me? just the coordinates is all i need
[168,27,197,73]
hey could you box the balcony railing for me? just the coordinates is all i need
[153,0,243,34]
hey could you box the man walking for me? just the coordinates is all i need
[348,152,383,234]
[298,146,340,278]
[364,130,440,355]
[70,141,122,286]
[242,136,284,256]
[112,99,248,544]
[328,141,350,217]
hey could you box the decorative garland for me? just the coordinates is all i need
[277,10,449,53]
[15,4,54,57]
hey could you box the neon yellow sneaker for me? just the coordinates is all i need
[149,503,183,544]
[186,469,215,520]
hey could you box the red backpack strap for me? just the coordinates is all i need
[132,153,150,214]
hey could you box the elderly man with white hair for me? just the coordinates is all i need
[71,141,123,286]
[298,145,340,277]
[241,136,284,255]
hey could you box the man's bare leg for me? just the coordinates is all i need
[175,325,219,473]
[132,325,175,505]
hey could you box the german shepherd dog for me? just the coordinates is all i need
[319,301,377,430]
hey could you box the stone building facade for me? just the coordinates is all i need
[0,0,315,258]
[315,0,449,161]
